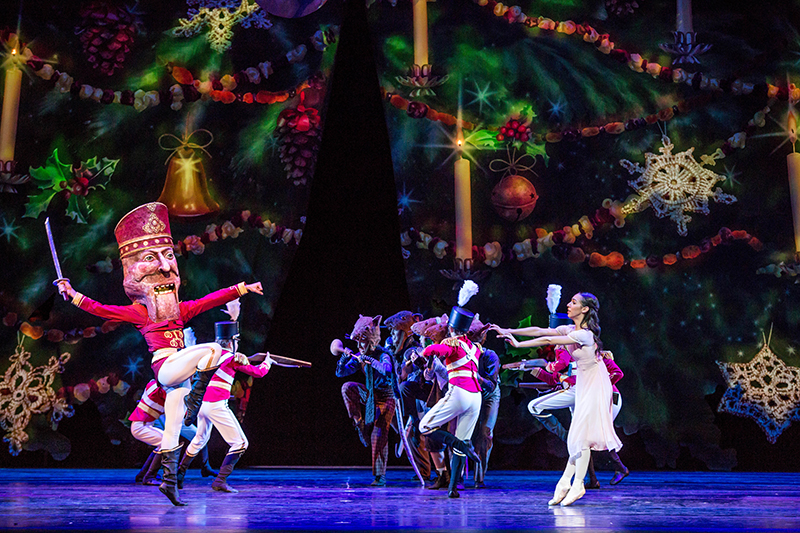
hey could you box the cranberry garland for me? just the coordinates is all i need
[384,84,782,153]
[5,26,336,111]
[381,88,476,129]
[2,309,122,344]
[402,219,762,272]
[471,0,800,107]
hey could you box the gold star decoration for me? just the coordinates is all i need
[716,341,800,443]
[620,135,737,236]
[0,338,73,455]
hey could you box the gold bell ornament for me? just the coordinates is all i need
[157,128,220,217]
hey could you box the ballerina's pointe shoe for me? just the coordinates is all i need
[560,483,586,506]
[548,482,571,506]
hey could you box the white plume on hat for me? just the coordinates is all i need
[458,280,479,307]
[222,298,241,321]
[546,284,562,314]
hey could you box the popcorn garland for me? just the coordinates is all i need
[757,262,800,278]
[174,209,303,257]
[385,84,781,161]
[57,372,131,406]
[403,222,762,272]
[386,86,718,145]
[3,27,336,112]
[2,310,122,344]
[470,0,800,108]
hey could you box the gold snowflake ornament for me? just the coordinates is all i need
[716,342,800,443]
[620,135,736,236]
[0,338,73,455]
[172,0,272,53]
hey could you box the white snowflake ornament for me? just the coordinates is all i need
[620,135,736,236]
[716,342,800,444]
[0,339,73,455]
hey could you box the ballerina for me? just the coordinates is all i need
[491,292,622,506]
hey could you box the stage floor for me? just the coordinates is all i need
[0,468,798,531]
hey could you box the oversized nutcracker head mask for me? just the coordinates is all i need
[115,202,180,322]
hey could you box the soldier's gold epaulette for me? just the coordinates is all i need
[442,336,461,348]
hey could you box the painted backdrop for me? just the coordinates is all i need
[368,0,800,469]
[0,0,342,461]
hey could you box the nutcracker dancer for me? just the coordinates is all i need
[418,281,483,499]
[492,292,622,506]
[55,202,262,506]
[177,321,273,493]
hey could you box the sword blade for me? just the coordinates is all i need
[44,217,64,280]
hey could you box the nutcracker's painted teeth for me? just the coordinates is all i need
[154,283,175,295]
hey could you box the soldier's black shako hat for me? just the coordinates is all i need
[448,306,474,334]
[215,321,239,340]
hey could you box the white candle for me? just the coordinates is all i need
[454,151,472,262]
[0,48,22,164]
[413,0,428,67]
[787,113,800,259]
[676,0,693,34]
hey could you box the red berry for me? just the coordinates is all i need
[517,124,527,132]
[63,191,71,199]
[510,120,519,129]
[496,134,505,141]
[77,177,89,187]
[519,134,529,142]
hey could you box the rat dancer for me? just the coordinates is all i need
[332,315,396,487]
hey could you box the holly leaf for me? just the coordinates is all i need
[518,104,536,122]
[23,189,59,219]
[66,195,90,224]
[29,149,72,189]
[524,140,549,166]
[467,129,505,150]
[76,156,119,190]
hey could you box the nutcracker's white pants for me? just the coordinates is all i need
[156,343,223,452]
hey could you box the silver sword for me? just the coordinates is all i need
[45,217,68,300]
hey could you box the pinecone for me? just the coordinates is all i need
[76,1,139,76]
[276,105,322,186]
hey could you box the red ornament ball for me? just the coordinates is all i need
[491,174,539,222]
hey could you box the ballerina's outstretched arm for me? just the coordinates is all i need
[496,332,579,349]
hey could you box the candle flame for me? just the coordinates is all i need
[11,49,16,56]
[457,138,463,147]
[789,112,797,151]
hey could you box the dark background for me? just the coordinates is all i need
[3,0,800,473]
